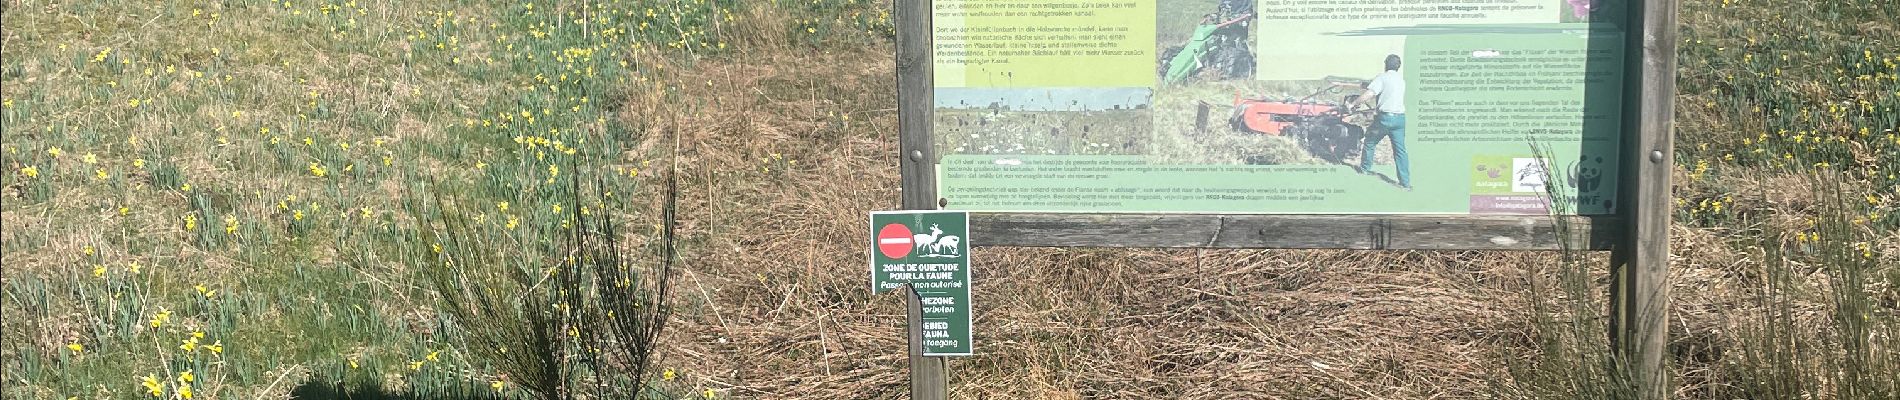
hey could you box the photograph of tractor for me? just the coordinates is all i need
[1216,83,1374,164]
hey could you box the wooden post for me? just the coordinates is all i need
[895,0,948,398]
[896,0,938,211]
[1613,0,1677,397]
[904,286,948,400]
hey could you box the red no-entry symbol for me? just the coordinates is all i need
[876,223,914,259]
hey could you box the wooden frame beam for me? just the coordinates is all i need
[971,213,1616,250]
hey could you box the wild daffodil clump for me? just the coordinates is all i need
[1643,0,1895,397]
[1675,0,1897,229]
[0,0,893,398]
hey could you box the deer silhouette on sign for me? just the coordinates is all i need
[912,224,962,258]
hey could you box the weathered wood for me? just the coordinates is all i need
[970,213,1615,250]
[896,0,937,211]
[904,286,947,400]
[896,0,949,398]
[1612,0,1678,397]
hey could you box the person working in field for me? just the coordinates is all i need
[1163,12,1253,85]
[1340,54,1410,190]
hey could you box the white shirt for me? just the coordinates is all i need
[1366,70,1405,114]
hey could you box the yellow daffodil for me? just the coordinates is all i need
[492,380,507,393]
[19,166,37,178]
[141,374,163,397]
[151,307,172,328]
[47,147,62,158]
[66,343,83,353]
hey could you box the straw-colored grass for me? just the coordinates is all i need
[3,0,1894,398]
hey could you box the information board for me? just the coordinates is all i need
[870,211,974,356]
[892,0,1679,395]
[929,0,1626,215]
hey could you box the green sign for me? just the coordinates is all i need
[869,211,972,356]
[929,0,1626,215]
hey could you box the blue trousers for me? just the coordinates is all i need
[1360,113,1410,187]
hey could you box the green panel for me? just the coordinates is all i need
[930,0,1628,215]
[869,211,972,356]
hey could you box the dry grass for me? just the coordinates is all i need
[627,40,1576,399]
[623,1,1895,397]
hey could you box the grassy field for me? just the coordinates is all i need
[935,109,1151,156]
[3,0,1896,399]
[0,0,891,398]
